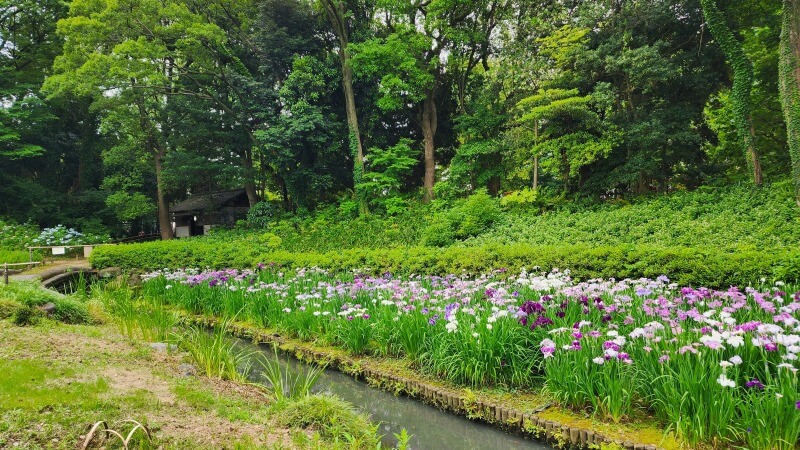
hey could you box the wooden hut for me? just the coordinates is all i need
[170,189,250,237]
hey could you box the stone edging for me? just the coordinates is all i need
[183,315,664,450]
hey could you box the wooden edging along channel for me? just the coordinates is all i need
[182,314,663,450]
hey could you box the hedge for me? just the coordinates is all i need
[90,240,800,288]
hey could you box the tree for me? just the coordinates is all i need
[780,0,800,204]
[318,0,369,201]
[352,0,504,202]
[700,0,763,185]
[450,71,508,196]
[44,0,237,239]
[356,139,418,213]
[0,0,64,160]
[512,88,613,193]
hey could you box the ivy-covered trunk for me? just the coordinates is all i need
[780,0,800,204]
[321,0,365,198]
[700,0,763,185]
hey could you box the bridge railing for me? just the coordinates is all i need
[27,244,114,263]
[2,261,42,285]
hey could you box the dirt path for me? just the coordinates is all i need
[0,322,295,449]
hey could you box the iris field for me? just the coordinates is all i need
[142,266,800,448]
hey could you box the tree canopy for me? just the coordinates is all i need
[0,0,796,236]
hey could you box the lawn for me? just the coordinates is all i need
[0,282,384,450]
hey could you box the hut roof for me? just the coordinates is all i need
[170,189,248,214]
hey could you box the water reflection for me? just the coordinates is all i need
[239,339,551,450]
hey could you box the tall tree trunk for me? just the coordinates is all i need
[341,47,365,175]
[700,0,762,185]
[136,99,173,240]
[241,145,259,207]
[488,177,500,196]
[421,89,438,202]
[155,152,174,240]
[321,0,365,195]
[780,0,800,204]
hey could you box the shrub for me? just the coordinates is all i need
[12,305,43,326]
[31,224,109,246]
[91,239,800,288]
[0,249,30,264]
[247,201,275,228]
[422,190,501,246]
[0,299,22,319]
[0,219,39,249]
[50,298,92,324]
[0,282,92,324]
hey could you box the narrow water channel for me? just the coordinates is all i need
[236,338,552,450]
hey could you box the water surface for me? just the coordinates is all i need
[239,339,551,450]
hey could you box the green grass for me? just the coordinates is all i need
[179,321,254,382]
[275,395,382,448]
[0,317,390,450]
[0,281,93,325]
[0,359,109,411]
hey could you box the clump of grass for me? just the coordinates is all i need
[0,298,22,319]
[179,320,253,382]
[258,348,324,401]
[50,297,92,324]
[0,281,93,324]
[12,305,43,326]
[276,394,381,449]
[94,282,177,341]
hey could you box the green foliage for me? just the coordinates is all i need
[180,320,254,382]
[92,241,800,289]
[104,191,155,222]
[0,219,40,249]
[422,191,501,246]
[276,394,381,449]
[0,299,22,319]
[93,281,178,341]
[700,0,758,180]
[92,184,800,286]
[32,224,109,246]
[246,202,276,229]
[0,249,31,264]
[49,297,92,325]
[499,188,538,208]
[478,182,800,250]
[510,86,614,192]
[779,0,800,202]
[356,139,418,213]
[351,27,436,111]
[0,282,93,324]
[258,349,324,401]
[12,305,43,326]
